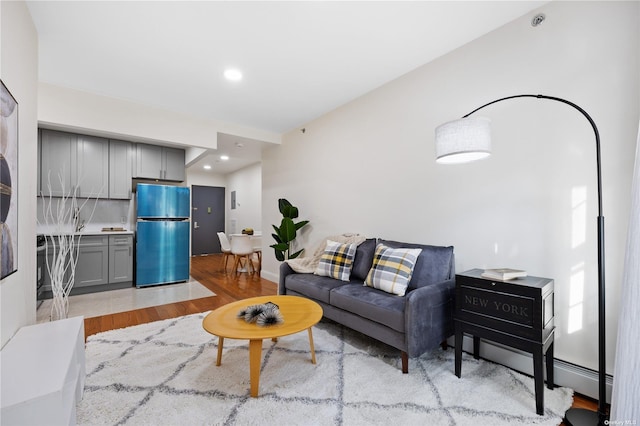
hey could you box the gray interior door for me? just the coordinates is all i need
[191,185,225,255]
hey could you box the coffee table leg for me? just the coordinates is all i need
[216,336,224,366]
[308,327,317,364]
[249,339,262,397]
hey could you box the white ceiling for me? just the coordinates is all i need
[26,0,547,174]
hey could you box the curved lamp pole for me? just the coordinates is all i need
[435,94,606,425]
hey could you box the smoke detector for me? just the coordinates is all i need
[531,13,546,27]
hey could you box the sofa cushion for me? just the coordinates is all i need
[350,238,376,281]
[315,240,357,281]
[365,244,422,296]
[330,284,406,333]
[285,273,347,304]
[379,240,454,290]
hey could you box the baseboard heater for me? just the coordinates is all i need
[452,334,612,402]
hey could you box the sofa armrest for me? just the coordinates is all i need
[404,277,455,357]
[278,262,296,295]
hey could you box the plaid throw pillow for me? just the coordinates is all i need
[364,244,422,296]
[315,240,358,281]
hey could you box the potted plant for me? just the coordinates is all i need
[270,198,309,261]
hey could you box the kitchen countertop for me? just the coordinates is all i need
[83,230,134,236]
[38,230,134,236]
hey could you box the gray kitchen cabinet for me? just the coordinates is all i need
[76,135,109,198]
[39,129,109,198]
[109,235,133,283]
[41,242,60,294]
[135,143,163,179]
[163,146,185,181]
[39,129,76,197]
[109,140,133,199]
[134,143,185,181]
[74,236,109,288]
[42,233,134,297]
[39,128,186,199]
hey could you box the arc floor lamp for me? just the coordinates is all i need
[435,94,607,426]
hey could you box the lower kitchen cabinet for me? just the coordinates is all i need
[109,235,133,283]
[74,236,109,288]
[42,234,134,298]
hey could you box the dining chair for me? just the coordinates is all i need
[217,232,233,272]
[250,235,262,273]
[230,234,254,274]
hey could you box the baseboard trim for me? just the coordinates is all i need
[451,335,613,402]
[261,269,278,284]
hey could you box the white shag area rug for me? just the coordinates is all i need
[79,312,573,426]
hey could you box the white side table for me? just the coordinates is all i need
[1,316,86,425]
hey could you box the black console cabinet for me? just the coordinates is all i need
[454,269,555,415]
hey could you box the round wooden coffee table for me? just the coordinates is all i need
[202,295,323,397]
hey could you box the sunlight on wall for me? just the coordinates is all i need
[572,186,587,248]
[567,186,588,334]
[567,265,586,336]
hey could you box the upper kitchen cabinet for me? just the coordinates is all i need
[134,143,185,182]
[163,147,186,181]
[76,135,109,198]
[109,140,133,199]
[39,129,77,197]
[39,129,109,198]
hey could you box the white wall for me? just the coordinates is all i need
[186,163,262,236]
[226,162,262,234]
[262,0,639,393]
[0,0,39,348]
[38,82,281,149]
[186,168,227,189]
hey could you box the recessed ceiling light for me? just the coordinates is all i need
[220,155,229,161]
[203,164,211,170]
[224,69,243,81]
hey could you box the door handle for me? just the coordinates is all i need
[194,221,199,229]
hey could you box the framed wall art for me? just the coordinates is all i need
[1,79,18,279]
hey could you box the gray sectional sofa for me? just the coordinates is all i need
[278,238,455,373]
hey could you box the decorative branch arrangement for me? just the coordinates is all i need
[39,171,99,321]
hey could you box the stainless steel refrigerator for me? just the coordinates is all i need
[135,183,190,287]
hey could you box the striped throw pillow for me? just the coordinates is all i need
[315,240,358,281]
[364,244,422,296]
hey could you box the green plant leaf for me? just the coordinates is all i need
[294,220,309,231]
[272,225,284,241]
[289,248,304,259]
[274,248,285,262]
[288,206,299,219]
[278,199,292,215]
[271,233,282,244]
[280,217,296,242]
[270,242,289,251]
[281,205,299,219]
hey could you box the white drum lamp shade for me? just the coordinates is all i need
[435,117,492,164]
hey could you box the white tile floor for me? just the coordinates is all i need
[37,278,215,323]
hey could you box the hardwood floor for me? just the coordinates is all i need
[83,254,278,338]
[83,253,599,418]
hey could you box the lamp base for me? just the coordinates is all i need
[564,408,609,426]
